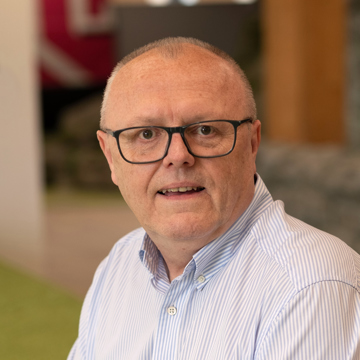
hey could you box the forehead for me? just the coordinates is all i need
[106,46,245,125]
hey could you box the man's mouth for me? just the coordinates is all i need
[158,186,205,195]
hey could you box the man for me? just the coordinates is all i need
[68,37,360,359]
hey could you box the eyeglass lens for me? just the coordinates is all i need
[118,121,236,163]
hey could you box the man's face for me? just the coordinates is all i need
[98,46,261,249]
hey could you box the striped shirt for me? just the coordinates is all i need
[68,175,360,359]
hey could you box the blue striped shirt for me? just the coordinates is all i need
[68,176,360,359]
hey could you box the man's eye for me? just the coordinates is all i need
[198,125,213,135]
[140,129,154,140]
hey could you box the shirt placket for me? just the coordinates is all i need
[152,274,194,360]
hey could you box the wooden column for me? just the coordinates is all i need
[262,0,346,143]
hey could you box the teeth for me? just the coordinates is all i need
[179,187,191,192]
[160,186,200,194]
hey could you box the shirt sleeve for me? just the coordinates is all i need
[257,281,360,360]
[66,256,110,360]
[67,339,81,360]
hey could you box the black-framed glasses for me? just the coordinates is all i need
[100,118,252,164]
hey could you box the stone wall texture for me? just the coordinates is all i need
[257,142,360,254]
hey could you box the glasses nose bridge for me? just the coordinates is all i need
[165,125,191,155]
[167,125,187,142]
[168,125,185,135]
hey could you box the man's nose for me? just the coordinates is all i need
[162,133,195,167]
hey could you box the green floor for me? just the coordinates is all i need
[0,262,82,360]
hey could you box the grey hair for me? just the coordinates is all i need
[100,37,257,127]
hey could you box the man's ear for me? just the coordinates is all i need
[251,120,261,154]
[97,130,119,186]
[250,120,261,174]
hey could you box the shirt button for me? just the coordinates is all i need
[197,275,206,283]
[167,306,177,316]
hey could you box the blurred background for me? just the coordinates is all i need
[0,0,359,358]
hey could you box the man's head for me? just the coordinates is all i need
[97,37,261,253]
[100,37,257,127]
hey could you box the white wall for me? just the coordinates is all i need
[0,0,44,274]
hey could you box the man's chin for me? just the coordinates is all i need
[147,214,220,244]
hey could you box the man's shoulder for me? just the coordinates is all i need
[96,227,145,272]
[107,227,146,257]
[113,227,146,247]
[87,227,146,292]
[251,200,360,293]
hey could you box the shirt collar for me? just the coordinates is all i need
[139,174,273,290]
